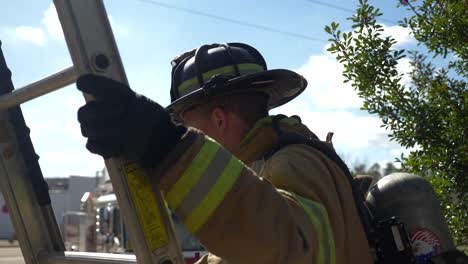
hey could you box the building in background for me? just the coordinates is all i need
[0,175,101,239]
[0,195,14,240]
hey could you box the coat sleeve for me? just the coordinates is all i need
[153,129,335,264]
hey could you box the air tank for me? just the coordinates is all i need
[366,173,456,263]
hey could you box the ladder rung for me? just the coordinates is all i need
[40,252,137,264]
[0,66,77,110]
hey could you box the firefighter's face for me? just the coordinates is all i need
[182,107,220,138]
[181,106,249,152]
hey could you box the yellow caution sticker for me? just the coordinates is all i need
[124,162,168,251]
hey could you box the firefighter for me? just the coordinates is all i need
[77,43,373,264]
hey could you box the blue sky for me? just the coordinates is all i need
[0,0,416,177]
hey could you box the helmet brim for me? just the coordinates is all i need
[167,69,307,114]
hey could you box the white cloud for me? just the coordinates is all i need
[295,25,414,112]
[381,24,416,47]
[390,144,420,158]
[273,34,414,156]
[14,26,47,46]
[288,25,415,148]
[390,148,404,157]
[296,54,363,110]
[5,3,128,48]
[396,57,413,86]
[41,3,64,40]
[273,100,389,149]
[42,150,104,176]
[332,24,415,50]
[21,118,99,176]
[369,132,400,148]
[40,4,129,40]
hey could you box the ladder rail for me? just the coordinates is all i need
[0,1,184,263]
[0,41,65,264]
[53,0,184,263]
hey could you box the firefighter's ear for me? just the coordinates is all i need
[211,107,228,131]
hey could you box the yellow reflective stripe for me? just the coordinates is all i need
[281,117,300,126]
[294,194,336,264]
[250,116,274,130]
[177,63,264,93]
[278,190,335,264]
[251,116,299,130]
[184,157,243,233]
[327,213,336,264]
[240,116,300,146]
[165,140,219,209]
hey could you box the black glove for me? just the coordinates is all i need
[77,74,184,168]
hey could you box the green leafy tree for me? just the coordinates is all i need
[367,163,382,179]
[350,162,382,179]
[325,0,467,244]
[352,163,368,175]
[383,162,398,176]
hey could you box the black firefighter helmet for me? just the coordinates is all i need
[168,42,308,115]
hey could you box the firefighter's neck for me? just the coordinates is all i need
[183,107,250,153]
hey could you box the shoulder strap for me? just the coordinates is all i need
[267,116,375,241]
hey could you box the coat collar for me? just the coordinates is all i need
[232,115,307,165]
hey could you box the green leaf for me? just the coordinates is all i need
[331,21,339,31]
[324,3,468,244]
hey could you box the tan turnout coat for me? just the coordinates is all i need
[154,115,373,264]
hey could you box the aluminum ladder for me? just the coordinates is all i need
[0,1,183,263]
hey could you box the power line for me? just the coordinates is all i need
[136,0,327,43]
[305,0,355,13]
[304,0,397,24]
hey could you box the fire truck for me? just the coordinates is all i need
[63,192,206,263]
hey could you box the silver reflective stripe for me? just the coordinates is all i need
[174,147,232,220]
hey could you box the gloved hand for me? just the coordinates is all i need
[77,74,185,168]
